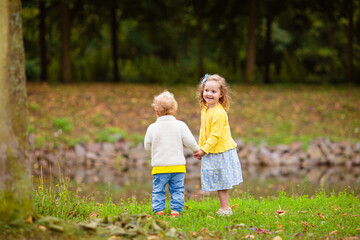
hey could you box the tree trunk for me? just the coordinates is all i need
[39,0,47,82]
[111,2,120,82]
[245,0,256,83]
[347,0,354,84]
[61,2,71,83]
[263,15,272,84]
[0,0,32,224]
[195,0,204,79]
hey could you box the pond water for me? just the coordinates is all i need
[33,165,360,203]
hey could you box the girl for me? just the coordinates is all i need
[193,74,243,216]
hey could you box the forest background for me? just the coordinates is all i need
[22,0,360,85]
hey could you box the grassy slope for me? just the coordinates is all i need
[27,83,360,148]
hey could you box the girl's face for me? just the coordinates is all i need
[203,80,222,108]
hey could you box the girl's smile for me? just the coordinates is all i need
[203,81,222,109]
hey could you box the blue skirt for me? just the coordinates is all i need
[201,148,243,191]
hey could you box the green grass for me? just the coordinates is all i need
[27,83,360,148]
[28,178,360,239]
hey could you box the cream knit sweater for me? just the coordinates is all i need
[144,115,199,167]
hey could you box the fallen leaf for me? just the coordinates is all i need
[243,234,255,239]
[301,222,308,226]
[331,205,341,211]
[88,212,99,220]
[25,216,33,224]
[147,235,159,240]
[273,236,282,240]
[235,223,247,229]
[329,230,338,235]
[231,204,239,209]
[200,227,207,232]
[356,228,360,231]
[276,210,286,216]
[38,225,47,231]
[317,213,326,220]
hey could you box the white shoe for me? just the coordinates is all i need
[216,208,233,216]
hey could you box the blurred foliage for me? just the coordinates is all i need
[21,0,360,84]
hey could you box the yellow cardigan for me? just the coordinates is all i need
[199,104,237,154]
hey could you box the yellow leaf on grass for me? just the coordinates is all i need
[25,216,33,224]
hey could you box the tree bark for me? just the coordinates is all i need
[347,0,354,84]
[39,0,47,82]
[195,0,204,79]
[263,15,272,84]
[111,1,120,82]
[61,2,71,83]
[245,0,256,83]
[0,0,32,224]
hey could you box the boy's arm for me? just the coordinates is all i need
[144,126,152,154]
[181,123,199,152]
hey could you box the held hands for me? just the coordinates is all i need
[193,149,206,160]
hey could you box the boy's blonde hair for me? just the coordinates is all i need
[152,91,178,116]
[197,74,230,111]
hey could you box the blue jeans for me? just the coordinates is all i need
[152,173,185,213]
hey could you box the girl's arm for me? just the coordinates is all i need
[201,111,225,153]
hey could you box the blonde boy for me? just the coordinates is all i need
[144,91,199,217]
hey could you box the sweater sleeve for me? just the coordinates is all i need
[201,110,226,153]
[144,125,152,154]
[181,122,199,152]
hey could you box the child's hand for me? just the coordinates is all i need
[193,149,206,160]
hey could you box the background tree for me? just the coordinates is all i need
[21,0,360,84]
[245,0,257,83]
[61,0,71,83]
[39,0,48,82]
[0,0,31,224]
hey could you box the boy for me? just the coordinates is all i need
[144,91,199,217]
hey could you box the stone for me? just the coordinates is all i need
[306,144,322,160]
[102,142,115,155]
[289,141,303,153]
[86,152,98,161]
[258,147,272,166]
[283,155,301,166]
[75,144,86,157]
[88,143,101,152]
